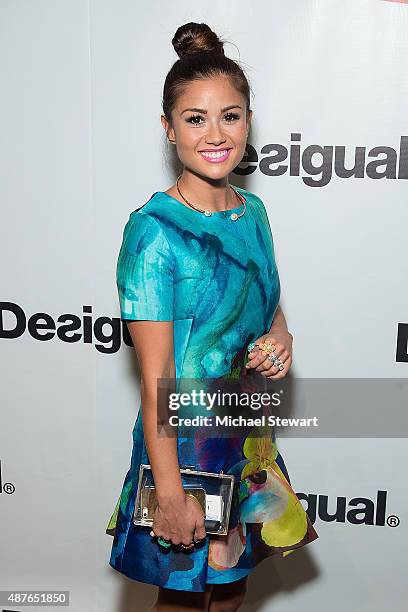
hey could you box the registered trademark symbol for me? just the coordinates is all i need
[387,515,400,527]
[3,481,15,494]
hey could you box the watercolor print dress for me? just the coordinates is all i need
[106,186,318,592]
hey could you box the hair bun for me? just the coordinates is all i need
[172,22,224,59]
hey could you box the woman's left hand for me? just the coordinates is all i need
[245,330,293,379]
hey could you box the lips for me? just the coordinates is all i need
[198,149,232,163]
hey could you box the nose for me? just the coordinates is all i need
[205,120,227,146]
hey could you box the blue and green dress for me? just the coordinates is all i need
[106,186,318,591]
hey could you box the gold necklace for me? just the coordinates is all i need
[176,175,246,221]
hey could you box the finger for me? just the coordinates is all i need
[265,371,284,380]
[180,543,195,553]
[247,341,283,369]
[255,345,286,371]
[150,525,163,538]
[255,356,275,371]
[261,364,280,376]
[265,355,292,378]
[180,521,197,547]
[246,337,272,365]
[246,347,269,369]
[180,536,195,547]
[255,352,281,371]
[193,513,206,534]
[194,521,207,542]
[260,350,289,375]
[246,345,261,367]
[261,349,289,370]
[154,528,172,541]
[260,357,279,372]
[155,534,174,549]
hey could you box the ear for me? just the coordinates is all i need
[246,109,253,133]
[161,114,176,143]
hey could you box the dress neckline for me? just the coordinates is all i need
[154,186,248,216]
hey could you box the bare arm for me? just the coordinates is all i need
[127,319,206,545]
[268,303,293,339]
[117,212,205,544]
[127,319,184,504]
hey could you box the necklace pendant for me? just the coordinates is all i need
[230,213,238,221]
[204,210,212,217]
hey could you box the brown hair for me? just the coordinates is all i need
[162,22,252,127]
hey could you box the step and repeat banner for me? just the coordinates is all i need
[1,1,407,611]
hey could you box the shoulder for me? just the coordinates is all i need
[119,198,174,259]
[122,191,173,232]
[124,191,181,234]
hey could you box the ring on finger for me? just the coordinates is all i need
[266,354,285,370]
[273,360,285,370]
[157,536,172,548]
[258,341,276,356]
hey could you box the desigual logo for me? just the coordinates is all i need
[235,134,408,187]
[298,490,400,527]
[0,302,131,354]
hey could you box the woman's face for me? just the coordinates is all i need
[162,75,252,181]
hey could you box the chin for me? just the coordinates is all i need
[201,168,232,182]
[184,164,230,181]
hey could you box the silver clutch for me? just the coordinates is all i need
[133,463,236,535]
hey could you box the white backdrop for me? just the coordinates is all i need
[1,1,407,611]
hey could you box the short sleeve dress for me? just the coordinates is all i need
[106,186,318,592]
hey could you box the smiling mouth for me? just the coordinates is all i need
[198,149,232,163]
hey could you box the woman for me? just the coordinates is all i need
[106,22,318,612]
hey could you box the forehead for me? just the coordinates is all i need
[175,75,244,109]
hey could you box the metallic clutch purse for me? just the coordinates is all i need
[133,463,236,535]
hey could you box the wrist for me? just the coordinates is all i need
[156,485,186,507]
[268,326,292,340]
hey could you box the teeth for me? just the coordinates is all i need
[200,150,229,158]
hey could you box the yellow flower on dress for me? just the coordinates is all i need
[241,425,278,479]
[239,425,309,550]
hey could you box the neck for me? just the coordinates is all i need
[178,171,239,211]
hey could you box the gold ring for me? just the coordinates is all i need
[258,341,276,356]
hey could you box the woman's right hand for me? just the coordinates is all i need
[150,491,206,547]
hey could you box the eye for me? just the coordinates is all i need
[186,114,204,126]
[185,112,241,126]
[224,112,240,122]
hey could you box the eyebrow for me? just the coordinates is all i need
[180,104,243,116]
